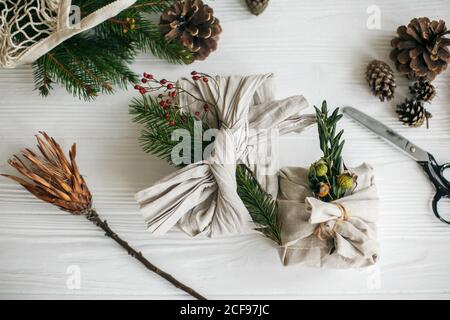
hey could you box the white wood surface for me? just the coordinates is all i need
[1,0,450,300]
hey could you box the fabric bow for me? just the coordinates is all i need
[135,73,315,237]
[278,163,379,268]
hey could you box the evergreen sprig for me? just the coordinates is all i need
[308,101,347,201]
[129,94,209,164]
[130,94,281,244]
[236,165,281,244]
[32,0,193,101]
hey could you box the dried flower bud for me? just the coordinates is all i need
[313,161,328,177]
[337,173,354,190]
[318,182,330,198]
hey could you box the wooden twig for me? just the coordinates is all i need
[85,210,207,300]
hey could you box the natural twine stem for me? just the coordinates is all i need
[85,209,206,300]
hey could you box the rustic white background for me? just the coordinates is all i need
[1,0,450,299]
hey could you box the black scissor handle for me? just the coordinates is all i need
[431,191,450,225]
[418,154,450,225]
[438,163,450,188]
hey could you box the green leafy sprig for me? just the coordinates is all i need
[308,101,349,202]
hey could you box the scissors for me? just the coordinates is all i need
[343,107,450,225]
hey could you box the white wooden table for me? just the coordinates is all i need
[1,0,450,299]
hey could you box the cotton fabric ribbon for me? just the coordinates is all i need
[135,73,315,237]
[278,163,379,268]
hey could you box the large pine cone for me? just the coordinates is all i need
[390,17,450,81]
[366,60,396,101]
[160,0,222,61]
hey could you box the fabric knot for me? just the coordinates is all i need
[314,202,351,241]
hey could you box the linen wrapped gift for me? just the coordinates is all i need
[135,73,315,237]
[277,163,379,268]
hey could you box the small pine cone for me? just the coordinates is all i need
[366,60,396,102]
[409,80,436,102]
[160,0,222,61]
[396,99,432,128]
[246,0,269,16]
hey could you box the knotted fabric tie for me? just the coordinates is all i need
[135,74,315,237]
[314,203,351,241]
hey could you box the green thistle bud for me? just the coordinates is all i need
[313,161,328,177]
[337,173,354,190]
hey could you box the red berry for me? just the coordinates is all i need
[164,112,170,119]
[159,100,166,107]
[192,75,200,81]
[160,79,167,85]
[167,83,174,90]
[191,71,198,75]
[203,104,209,112]
[202,77,208,83]
[171,91,177,97]
[139,88,146,94]
[169,120,175,126]
[134,84,141,90]
[141,78,147,83]
[144,73,154,79]
[158,93,163,98]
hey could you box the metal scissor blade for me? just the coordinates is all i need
[342,107,430,162]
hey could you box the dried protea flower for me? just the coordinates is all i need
[1,132,205,300]
[1,132,92,214]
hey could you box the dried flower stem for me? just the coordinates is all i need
[85,209,206,300]
[1,132,206,300]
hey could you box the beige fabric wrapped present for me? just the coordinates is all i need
[135,74,315,237]
[278,163,379,268]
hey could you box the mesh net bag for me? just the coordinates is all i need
[0,0,136,68]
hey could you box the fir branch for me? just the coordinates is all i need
[33,34,139,100]
[33,55,54,97]
[129,95,208,164]
[236,165,281,245]
[129,18,194,64]
[33,0,191,101]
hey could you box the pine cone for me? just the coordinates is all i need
[396,98,432,128]
[246,0,269,16]
[366,60,396,101]
[160,0,222,61]
[409,80,436,102]
[390,17,450,81]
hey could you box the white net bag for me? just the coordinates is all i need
[0,0,136,68]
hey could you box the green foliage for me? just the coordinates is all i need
[308,101,346,201]
[130,95,281,244]
[236,165,281,244]
[33,0,193,101]
[129,95,209,164]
